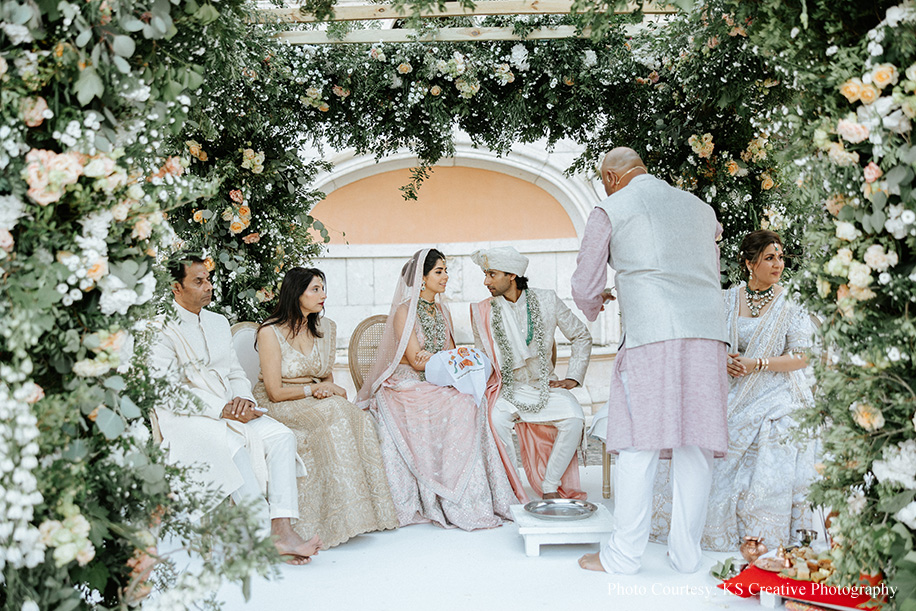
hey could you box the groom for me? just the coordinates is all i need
[470,246,592,500]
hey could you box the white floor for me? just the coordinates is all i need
[218,465,767,611]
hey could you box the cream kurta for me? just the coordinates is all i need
[150,302,304,505]
[473,288,591,423]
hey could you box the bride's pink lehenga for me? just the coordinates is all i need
[357,249,517,530]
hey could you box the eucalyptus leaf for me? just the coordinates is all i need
[121,17,145,32]
[112,55,131,74]
[11,4,33,24]
[103,375,126,391]
[880,490,916,513]
[901,145,916,165]
[62,439,89,461]
[872,191,888,208]
[74,67,104,106]
[112,35,136,57]
[120,395,141,419]
[75,28,92,47]
[95,406,126,440]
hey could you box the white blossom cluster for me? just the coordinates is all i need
[872,438,916,528]
[142,569,222,611]
[0,382,45,581]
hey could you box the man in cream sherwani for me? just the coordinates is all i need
[470,247,592,500]
[150,255,320,564]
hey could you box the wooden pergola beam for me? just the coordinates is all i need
[259,0,676,23]
[277,24,593,43]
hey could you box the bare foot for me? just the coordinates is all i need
[543,492,561,500]
[275,533,322,565]
[579,553,606,572]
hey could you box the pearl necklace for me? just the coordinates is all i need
[744,284,775,317]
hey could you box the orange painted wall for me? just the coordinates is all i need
[310,166,577,244]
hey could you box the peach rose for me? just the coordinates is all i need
[839,78,863,103]
[86,258,109,281]
[99,329,127,353]
[242,233,260,244]
[858,84,879,105]
[229,219,245,234]
[21,96,48,127]
[563,76,575,86]
[871,63,899,90]
[237,205,251,219]
[836,284,854,317]
[318,102,330,112]
[397,62,412,74]
[132,217,152,241]
[192,210,206,223]
[726,160,740,176]
[332,85,350,98]
[161,156,184,177]
[825,195,846,216]
[864,162,883,183]
[760,174,775,190]
[229,189,244,203]
[203,257,215,271]
[429,85,441,96]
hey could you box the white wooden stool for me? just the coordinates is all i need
[509,503,614,557]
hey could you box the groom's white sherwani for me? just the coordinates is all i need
[150,302,303,521]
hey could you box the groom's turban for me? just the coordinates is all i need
[470,247,529,277]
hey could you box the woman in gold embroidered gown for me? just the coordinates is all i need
[254,267,398,548]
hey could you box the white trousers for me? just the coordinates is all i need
[491,405,583,494]
[230,416,299,525]
[600,446,713,574]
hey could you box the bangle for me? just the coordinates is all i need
[303,385,313,398]
[754,358,761,372]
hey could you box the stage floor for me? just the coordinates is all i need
[217,465,767,611]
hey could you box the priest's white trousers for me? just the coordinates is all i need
[599,446,713,574]
[492,393,584,494]
[229,416,299,525]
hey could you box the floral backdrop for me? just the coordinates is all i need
[2,0,915,607]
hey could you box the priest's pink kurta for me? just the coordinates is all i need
[571,207,728,457]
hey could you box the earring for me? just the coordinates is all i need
[421,280,427,292]
[748,269,754,281]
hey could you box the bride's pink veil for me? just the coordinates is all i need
[356,248,432,407]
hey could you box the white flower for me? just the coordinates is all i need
[903,210,916,224]
[21,601,39,611]
[847,261,873,288]
[836,119,869,143]
[896,501,916,529]
[887,347,902,361]
[98,275,139,315]
[1,22,32,45]
[0,194,25,231]
[835,221,861,241]
[826,45,839,56]
[846,489,867,515]
[883,109,912,134]
[790,27,800,38]
[872,439,916,489]
[510,44,530,72]
[879,272,892,284]
[583,50,598,67]
[72,359,111,377]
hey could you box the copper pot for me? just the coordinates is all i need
[740,536,769,564]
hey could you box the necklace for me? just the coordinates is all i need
[491,290,552,414]
[416,298,446,353]
[744,284,775,317]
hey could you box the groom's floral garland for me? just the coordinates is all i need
[491,290,552,414]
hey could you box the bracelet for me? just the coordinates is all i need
[303,385,313,398]
[754,358,761,372]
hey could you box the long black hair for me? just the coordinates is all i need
[401,248,446,286]
[259,267,325,340]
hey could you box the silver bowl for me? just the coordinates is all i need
[523,499,598,521]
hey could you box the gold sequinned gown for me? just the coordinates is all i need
[253,319,398,548]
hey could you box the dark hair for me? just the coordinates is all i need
[739,230,783,280]
[259,267,325,340]
[402,248,446,285]
[514,275,529,290]
[168,253,205,285]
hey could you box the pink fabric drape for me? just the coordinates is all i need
[472,299,584,501]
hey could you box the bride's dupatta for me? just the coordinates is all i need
[356,249,482,503]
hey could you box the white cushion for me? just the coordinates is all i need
[231,326,261,390]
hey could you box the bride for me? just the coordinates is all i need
[254,267,398,548]
[356,248,517,530]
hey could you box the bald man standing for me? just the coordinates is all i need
[572,148,729,574]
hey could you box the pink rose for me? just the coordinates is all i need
[864,162,883,183]
[0,228,14,252]
[21,96,48,127]
[132,217,153,241]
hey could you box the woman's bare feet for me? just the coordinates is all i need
[579,553,606,572]
[272,518,322,565]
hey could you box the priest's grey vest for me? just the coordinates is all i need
[597,174,728,349]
